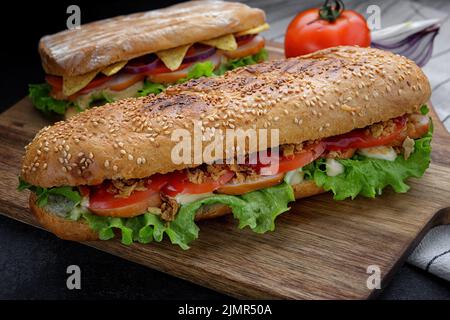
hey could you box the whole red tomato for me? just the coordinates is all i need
[284,0,371,57]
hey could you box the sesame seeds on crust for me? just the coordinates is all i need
[21,46,431,188]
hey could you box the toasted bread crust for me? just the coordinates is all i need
[39,1,266,76]
[29,180,325,241]
[22,46,431,188]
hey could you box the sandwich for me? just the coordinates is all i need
[29,0,269,118]
[19,46,433,249]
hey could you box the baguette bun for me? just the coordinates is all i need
[39,0,266,77]
[21,46,431,188]
[29,180,325,241]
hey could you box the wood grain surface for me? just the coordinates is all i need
[0,42,449,299]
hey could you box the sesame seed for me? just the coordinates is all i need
[104,160,109,168]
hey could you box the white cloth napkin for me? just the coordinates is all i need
[408,225,450,281]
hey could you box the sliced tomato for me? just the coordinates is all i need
[223,35,265,59]
[324,116,407,151]
[45,75,63,91]
[253,142,326,176]
[88,184,162,218]
[162,170,235,197]
[145,62,192,76]
[217,173,285,195]
[105,73,145,92]
[46,74,112,96]
[146,68,191,84]
[146,173,169,191]
[236,34,257,46]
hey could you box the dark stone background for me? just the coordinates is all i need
[0,0,449,299]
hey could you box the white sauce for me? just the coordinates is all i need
[175,192,214,205]
[325,158,345,177]
[358,146,397,161]
[284,169,304,185]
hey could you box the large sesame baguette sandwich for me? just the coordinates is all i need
[29,0,269,118]
[19,46,433,249]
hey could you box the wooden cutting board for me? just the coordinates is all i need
[0,42,449,299]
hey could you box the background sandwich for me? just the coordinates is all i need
[20,46,432,249]
[29,0,269,118]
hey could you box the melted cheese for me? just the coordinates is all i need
[156,44,191,71]
[235,23,270,36]
[358,146,398,161]
[102,61,128,76]
[200,34,237,51]
[63,70,98,96]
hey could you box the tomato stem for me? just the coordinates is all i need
[319,0,344,22]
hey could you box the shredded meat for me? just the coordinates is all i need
[325,148,356,159]
[160,194,179,221]
[187,164,231,184]
[402,136,415,160]
[367,119,397,138]
[227,164,259,183]
[280,143,304,157]
[107,179,147,198]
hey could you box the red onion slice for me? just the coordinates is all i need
[124,55,160,74]
[183,46,216,64]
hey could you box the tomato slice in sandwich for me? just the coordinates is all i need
[217,173,285,195]
[253,142,326,176]
[87,178,166,218]
[162,170,235,197]
[223,35,265,59]
[45,74,112,94]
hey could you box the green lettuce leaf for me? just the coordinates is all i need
[28,83,71,115]
[137,81,166,97]
[420,104,430,115]
[17,178,81,207]
[79,182,294,249]
[216,48,268,75]
[87,91,115,106]
[308,125,433,200]
[177,61,216,84]
[164,182,294,249]
[23,180,294,249]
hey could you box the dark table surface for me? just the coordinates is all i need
[1,0,449,300]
